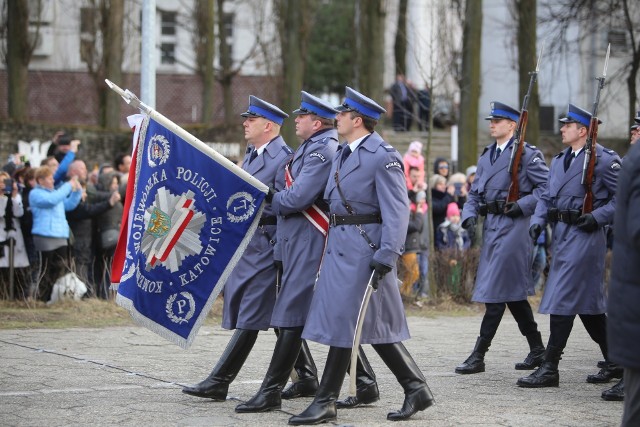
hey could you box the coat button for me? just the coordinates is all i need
[338,252,344,256]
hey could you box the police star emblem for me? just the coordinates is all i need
[141,187,205,273]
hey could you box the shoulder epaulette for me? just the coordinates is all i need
[554,151,564,159]
[382,144,397,152]
[283,146,293,154]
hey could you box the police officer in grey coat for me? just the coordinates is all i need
[457,102,549,376]
[607,114,640,425]
[518,104,621,388]
[289,87,434,425]
[235,92,378,413]
[601,111,640,403]
[182,96,294,400]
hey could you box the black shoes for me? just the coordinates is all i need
[335,382,379,408]
[182,379,228,400]
[515,332,545,370]
[455,337,490,374]
[517,346,562,388]
[601,379,624,401]
[587,363,623,383]
[281,376,319,399]
[387,386,435,421]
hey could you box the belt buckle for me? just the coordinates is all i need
[329,214,337,227]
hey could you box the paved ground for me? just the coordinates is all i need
[0,313,623,427]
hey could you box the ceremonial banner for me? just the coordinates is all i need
[114,115,267,348]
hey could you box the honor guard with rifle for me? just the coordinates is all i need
[457,101,549,376]
[289,87,434,425]
[182,96,296,401]
[235,91,379,413]
[518,103,621,389]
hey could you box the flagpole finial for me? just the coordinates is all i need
[105,79,150,114]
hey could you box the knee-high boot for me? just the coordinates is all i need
[373,342,435,421]
[281,339,319,399]
[236,328,303,413]
[517,345,563,388]
[336,346,379,408]
[288,346,351,426]
[182,329,258,400]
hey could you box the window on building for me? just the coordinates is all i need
[607,29,628,53]
[161,43,176,64]
[161,11,177,36]
[80,7,96,34]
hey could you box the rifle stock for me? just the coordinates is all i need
[506,110,528,203]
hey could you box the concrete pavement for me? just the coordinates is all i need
[0,313,623,426]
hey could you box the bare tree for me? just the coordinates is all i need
[355,0,386,105]
[193,0,215,124]
[2,0,39,122]
[276,0,315,146]
[394,0,408,76]
[80,0,124,129]
[513,0,540,146]
[539,0,640,127]
[457,0,483,171]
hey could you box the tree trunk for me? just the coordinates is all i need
[278,0,314,147]
[6,0,31,122]
[394,0,408,76]
[515,0,539,145]
[355,0,386,106]
[196,0,215,124]
[103,0,124,129]
[217,0,234,125]
[457,0,482,171]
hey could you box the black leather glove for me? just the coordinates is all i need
[274,259,283,272]
[529,224,542,241]
[576,213,599,232]
[369,259,392,289]
[504,202,523,218]
[462,216,476,244]
[265,186,276,203]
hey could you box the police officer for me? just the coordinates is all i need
[518,104,621,388]
[289,87,434,425]
[457,101,549,376]
[607,109,640,425]
[235,91,378,413]
[599,109,640,402]
[182,96,294,400]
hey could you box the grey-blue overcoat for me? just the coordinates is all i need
[461,138,549,303]
[302,132,411,348]
[270,128,339,328]
[531,144,620,315]
[222,136,292,330]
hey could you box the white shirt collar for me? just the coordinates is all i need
[348,133,371,152]
[256,141,271,156]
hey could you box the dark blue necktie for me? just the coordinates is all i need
[340,146,352,166]
[564,152,575,172]
[249,149,258,164]
[494,147,502,163]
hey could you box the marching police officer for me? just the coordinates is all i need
[457,101,549,375]
[599,109,640,403]
[518,104,621,388]
[289,87,434,425]
[182,96,294,400]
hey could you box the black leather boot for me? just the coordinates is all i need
[373,342,435,421]
[517,345,562,388]
[288,347,351,425]
[455,336,490,374]
[182,329,258,400]
[336,346,379,408]
[515,331,545,370]
[601,378,624,401]
[281,339,319,399]
[587,362,623,383]
[236,327,303,413]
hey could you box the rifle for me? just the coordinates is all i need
[506,42,544,206]
[581,44,610,214]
